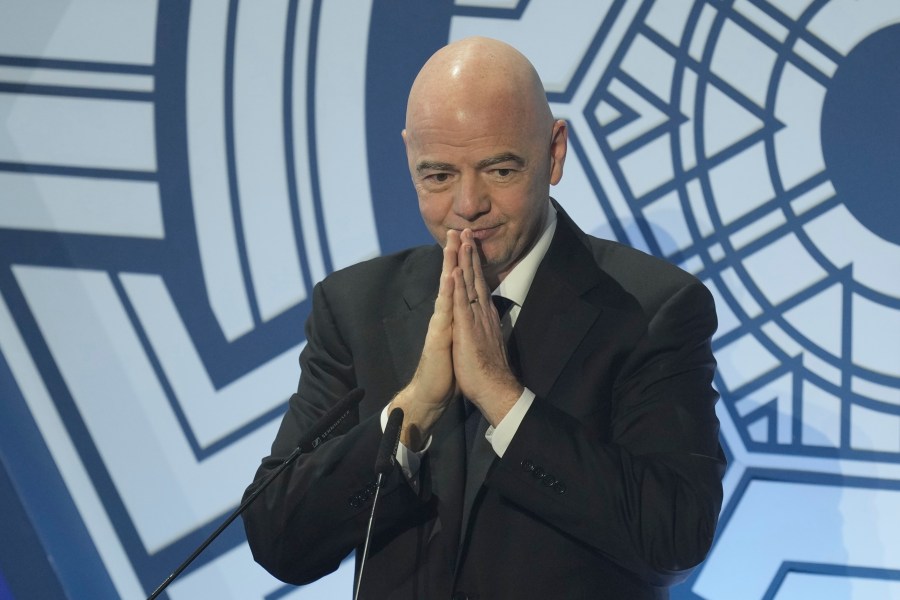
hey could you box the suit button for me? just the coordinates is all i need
[554,481,567,494]
[542,476,557,487]
[348,496,361,509]
[521,459,534,473]
[532,466,545,480]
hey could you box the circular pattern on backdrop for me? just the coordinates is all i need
[821,23,900,245]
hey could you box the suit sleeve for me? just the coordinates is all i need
[241,281,424,585]
[488,281,725,587]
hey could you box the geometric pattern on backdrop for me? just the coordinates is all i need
[0,1,898,598]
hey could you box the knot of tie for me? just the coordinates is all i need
[492,295,514,318]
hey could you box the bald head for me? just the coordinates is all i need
[405,37,553,139]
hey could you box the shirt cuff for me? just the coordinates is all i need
[381,403,428,491]
[485,387,535,458]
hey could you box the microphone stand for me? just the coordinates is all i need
[147,444,303,599]
[354,468,386,600]
[147,388,364,599]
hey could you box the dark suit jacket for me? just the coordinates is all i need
[242,202,725,599]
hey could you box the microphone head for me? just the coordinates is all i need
[375,407,404,475]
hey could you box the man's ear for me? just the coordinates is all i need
[549,119,568,186]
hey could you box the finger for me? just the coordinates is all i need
[469,238,493,309]
[452,267,474,320]
[443,229,460,276]
[462,245,479,306]
[458,230,479,306]
[436,269,453,308]
[428,271,454,338]
[433,235,458,328]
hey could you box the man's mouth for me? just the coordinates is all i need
[468,225,501,241]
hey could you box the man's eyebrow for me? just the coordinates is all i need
[475,153,525,170]
[416,161,456,173]
[416,154,525,174]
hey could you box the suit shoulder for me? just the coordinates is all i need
[313,244,441,317]
[320,245,437,287]
[583,235,711,312]
[590,236,697,282]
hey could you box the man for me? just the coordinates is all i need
[243,37,725,599]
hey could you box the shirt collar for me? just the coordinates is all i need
[493,203,557,323]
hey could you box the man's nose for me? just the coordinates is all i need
[452,174,490,221]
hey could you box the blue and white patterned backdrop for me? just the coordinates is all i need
[1,1,898,598]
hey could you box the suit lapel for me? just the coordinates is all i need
[383,247,442,387]
[513,205,605,399]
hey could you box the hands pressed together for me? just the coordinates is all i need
[390,229,524,450]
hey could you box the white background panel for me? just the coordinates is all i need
[0,93,156,170]
[0,0,157,64]
[0,172,163,237]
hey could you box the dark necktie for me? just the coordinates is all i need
[491,295,514,325]
[464,295,514,452]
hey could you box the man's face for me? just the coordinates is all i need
[403,106,566,286]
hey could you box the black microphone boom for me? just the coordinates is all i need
[147,388,365,600]
[298,388,366,452]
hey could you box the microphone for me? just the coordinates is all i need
[375,406,404,475]
[147,388,365,600]
[355,407,404,600]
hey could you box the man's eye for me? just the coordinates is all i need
[496,169,511,177]
[428,173,450,183]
